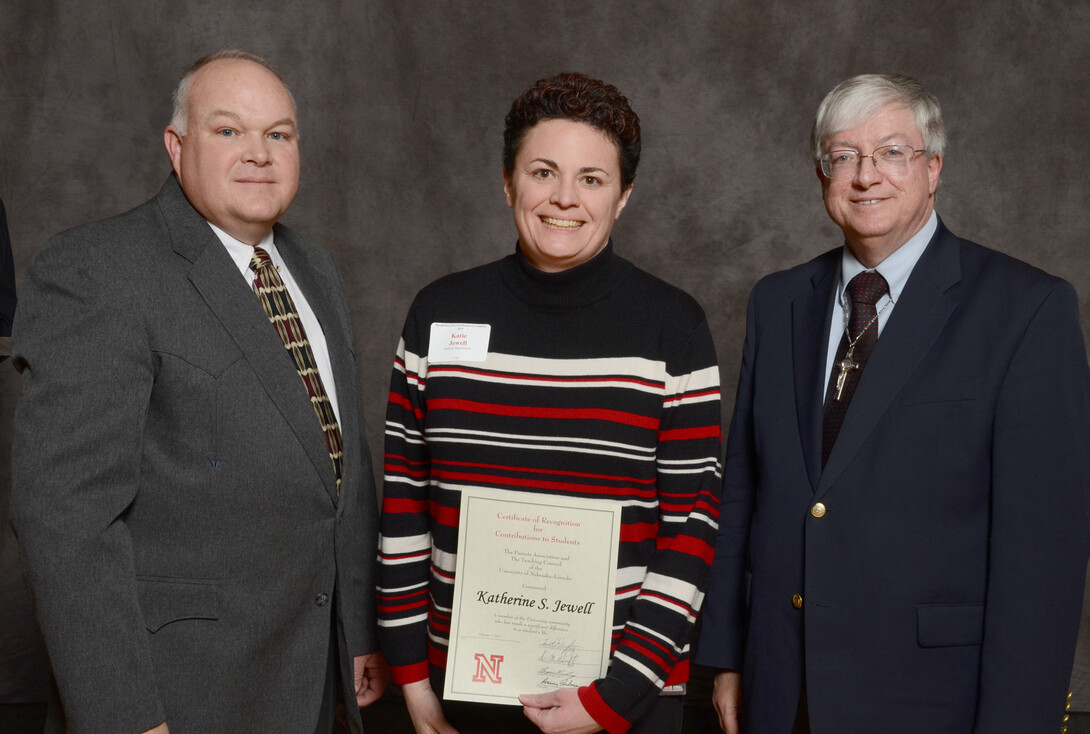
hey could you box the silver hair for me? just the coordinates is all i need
[169,49,297,136]
[811,74,945,161]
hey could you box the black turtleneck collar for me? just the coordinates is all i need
[498,240,632,311]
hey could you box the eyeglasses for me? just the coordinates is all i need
[819,144,925,179]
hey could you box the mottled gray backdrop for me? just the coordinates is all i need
[2,0,1089,712]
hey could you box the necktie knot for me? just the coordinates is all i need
[250,247,274,273]
[847,270,889,307]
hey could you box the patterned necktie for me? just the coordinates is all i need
[821,270,890,467]
[250,247,343,497]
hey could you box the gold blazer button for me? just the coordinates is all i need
[811,502,826,518]
[792,594,803,609]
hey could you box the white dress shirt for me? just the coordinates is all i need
[209,223,341,424]
[822,210,938,397]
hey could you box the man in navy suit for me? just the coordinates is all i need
[697,74,1090,733]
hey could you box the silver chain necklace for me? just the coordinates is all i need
[832,295,895,400]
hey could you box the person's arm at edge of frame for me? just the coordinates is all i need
[973,279,1090,732]
[10,230,166,732]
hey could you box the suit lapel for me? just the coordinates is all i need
[275,226,358,500]
[817,224,962,494]
[793,253,839,493]
[155,176,339,501]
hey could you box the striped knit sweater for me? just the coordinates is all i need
[377,243,722,732]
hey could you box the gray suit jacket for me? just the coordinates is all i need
[11,175,379,733]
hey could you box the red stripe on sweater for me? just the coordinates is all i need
[388,391,425,419]
[618,637,671,670]
[433,458,656,485]
[377,598,428,614]
[661,534,716,563]
[389,660,429,687]
[625,627,676,658]
[664,658,689,686]
[620,522,659,543]
[381,496,429,513]
[579,684,631,733]
[638,590,690,615]
[427,398,660,430]
[384,462,430,479]
[430,469,655,499]
[659,424,721,441]
[430,503,459,528]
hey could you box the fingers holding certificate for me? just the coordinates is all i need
[377,71,723,734]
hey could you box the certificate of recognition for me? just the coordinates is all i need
[443,487,622,705]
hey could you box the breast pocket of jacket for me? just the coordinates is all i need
[896,383,989,475]
[149,340,243,465]
[137,576,221,633]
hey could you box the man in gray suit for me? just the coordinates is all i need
[11,50,386,733]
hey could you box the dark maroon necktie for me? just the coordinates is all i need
[822,270,889,467]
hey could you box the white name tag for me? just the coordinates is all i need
[429,322,491,363]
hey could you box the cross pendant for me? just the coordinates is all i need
[833,349,859,400]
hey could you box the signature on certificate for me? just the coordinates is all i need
[538,636,580,667]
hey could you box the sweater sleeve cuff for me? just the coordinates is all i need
[390,660,430,686]
[578,684,632,734]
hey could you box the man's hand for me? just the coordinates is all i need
[353,652,389,708]
[520,688,601,734]
[712,670,743,734]
[401,679,459,734]
[139,724,169,734]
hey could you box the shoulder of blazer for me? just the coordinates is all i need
[751,246,841,304]
[929,220,1065,306]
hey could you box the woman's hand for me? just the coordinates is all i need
[520,688,602,734]
[401,679,460,734]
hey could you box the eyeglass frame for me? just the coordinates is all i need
[818,144,927,179]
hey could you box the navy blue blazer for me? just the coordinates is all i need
[697,221,1090,733]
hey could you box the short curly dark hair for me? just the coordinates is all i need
[503,72,641,190]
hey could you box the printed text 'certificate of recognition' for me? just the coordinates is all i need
[443,487,622,705]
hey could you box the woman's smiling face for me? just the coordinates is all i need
[504,118,632,273]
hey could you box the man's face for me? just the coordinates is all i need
[819,103,942,266]
[165,59,299,245]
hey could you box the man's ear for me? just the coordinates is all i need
[927,154,943,194]
[164,126,184,177]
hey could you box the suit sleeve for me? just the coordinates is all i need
[10,233,165,732]
[694,286,760,672]
[974,280,1090,732]
[579,318,724,732]
[376,302,434,685]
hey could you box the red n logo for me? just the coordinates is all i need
[472,653,504,683]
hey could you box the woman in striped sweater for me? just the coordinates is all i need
[378,72,723,734]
